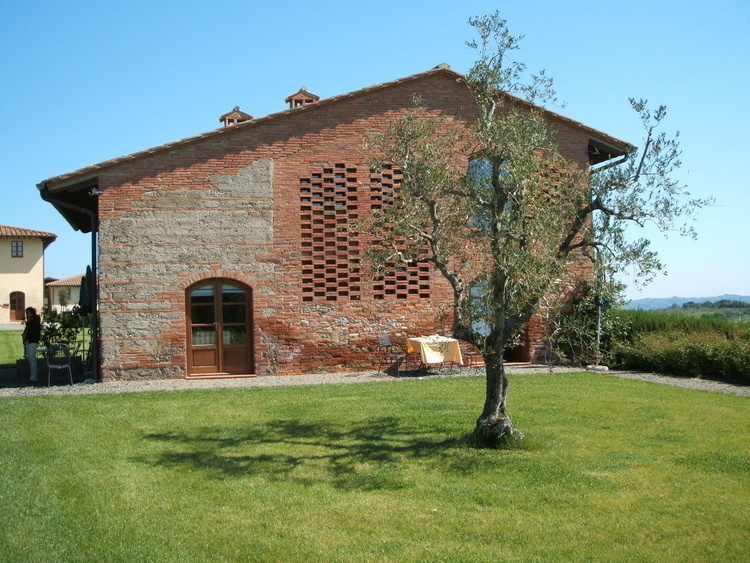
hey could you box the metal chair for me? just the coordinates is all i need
[46,346,74,386]
[377,334,407,375]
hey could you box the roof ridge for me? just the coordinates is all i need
[40,64,631,190]
[46,274,85,286]
[0,224,57,238]
[39,66,461,189]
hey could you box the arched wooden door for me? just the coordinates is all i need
[186,280,254,376]
[10,292,25,322]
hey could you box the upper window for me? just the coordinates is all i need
[469,157,493,183]
[469,157,495,229]
[469,156,511,191]
[468,156,514,228]
[11,241,23,257]
[469,279,491,337]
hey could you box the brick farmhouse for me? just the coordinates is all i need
[38,65,629,380]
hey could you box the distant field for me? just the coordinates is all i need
[626,295,750,311]
[657,306,749,323]
[625,299,750,323]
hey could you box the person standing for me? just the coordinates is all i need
[23,307,42,384]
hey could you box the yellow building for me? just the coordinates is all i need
[0,225,56,323]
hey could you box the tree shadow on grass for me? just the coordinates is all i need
[135,417,462,491]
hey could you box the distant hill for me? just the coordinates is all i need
[624,294,750,310]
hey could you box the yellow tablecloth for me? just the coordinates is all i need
[407,336,463,366]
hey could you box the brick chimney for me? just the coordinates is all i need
[219,106,253,127]
[285,87,320,108]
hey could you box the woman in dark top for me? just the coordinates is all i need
[23,307,41,383]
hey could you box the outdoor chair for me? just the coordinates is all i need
[45,346,74,387]
[377,334,407,375]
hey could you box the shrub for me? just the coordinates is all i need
[546,280,629,366]
[38,308,93,356]
[611,325,750,384]
[39,309,80,349]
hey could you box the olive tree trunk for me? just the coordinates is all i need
[473,351,525,448]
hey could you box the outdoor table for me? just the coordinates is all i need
[406,335,463,367]
[35,346,74,357]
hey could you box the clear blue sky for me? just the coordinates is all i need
[1,0,747,301]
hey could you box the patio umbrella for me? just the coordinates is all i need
[78,266,92,315]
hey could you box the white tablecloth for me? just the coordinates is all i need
[407,336,463,366]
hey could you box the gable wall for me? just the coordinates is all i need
[94,74,596,380]
[95,75,473,379]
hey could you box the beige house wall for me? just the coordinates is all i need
[0,238,46,323]
[47,284,82,312]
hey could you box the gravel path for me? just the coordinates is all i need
[0,365,747,398]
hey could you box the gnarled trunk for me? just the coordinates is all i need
[473,352,525,448]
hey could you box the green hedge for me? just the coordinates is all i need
[610,324,750,384]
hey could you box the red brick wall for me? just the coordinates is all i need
[93,73,595,380]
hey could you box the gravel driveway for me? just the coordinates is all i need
[0,365,747,398]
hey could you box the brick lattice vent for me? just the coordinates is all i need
[299,163,430,302]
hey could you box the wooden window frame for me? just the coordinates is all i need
[11,241,23,258]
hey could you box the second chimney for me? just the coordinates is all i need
[285,87,320,109]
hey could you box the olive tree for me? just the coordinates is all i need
[360,13,710,448]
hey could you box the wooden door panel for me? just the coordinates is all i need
[192,348,218,368]
[223,347,249,372]
[10,292,25,322]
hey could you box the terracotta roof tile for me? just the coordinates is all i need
[46,274,85,287]
[0,224,57,239]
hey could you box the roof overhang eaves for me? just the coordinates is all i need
[0,226,57,248]
[493,90,632,157]
[37,179,99,233]
[46,274,84,287]
[587,134,634,164]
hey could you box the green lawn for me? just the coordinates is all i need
[0,329,91,367]
[1,373,747,562]
[0,329,23,366]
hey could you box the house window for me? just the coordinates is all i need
[11,241,23,257]
[469,280,491,337]
[469,156,511,182]
[468,156,512,229]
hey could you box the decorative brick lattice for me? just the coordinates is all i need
[368,164,431,300]
[372,262,431,300]
[300,163,362,302]
[368,163,401,210]
[300,163,430,302]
